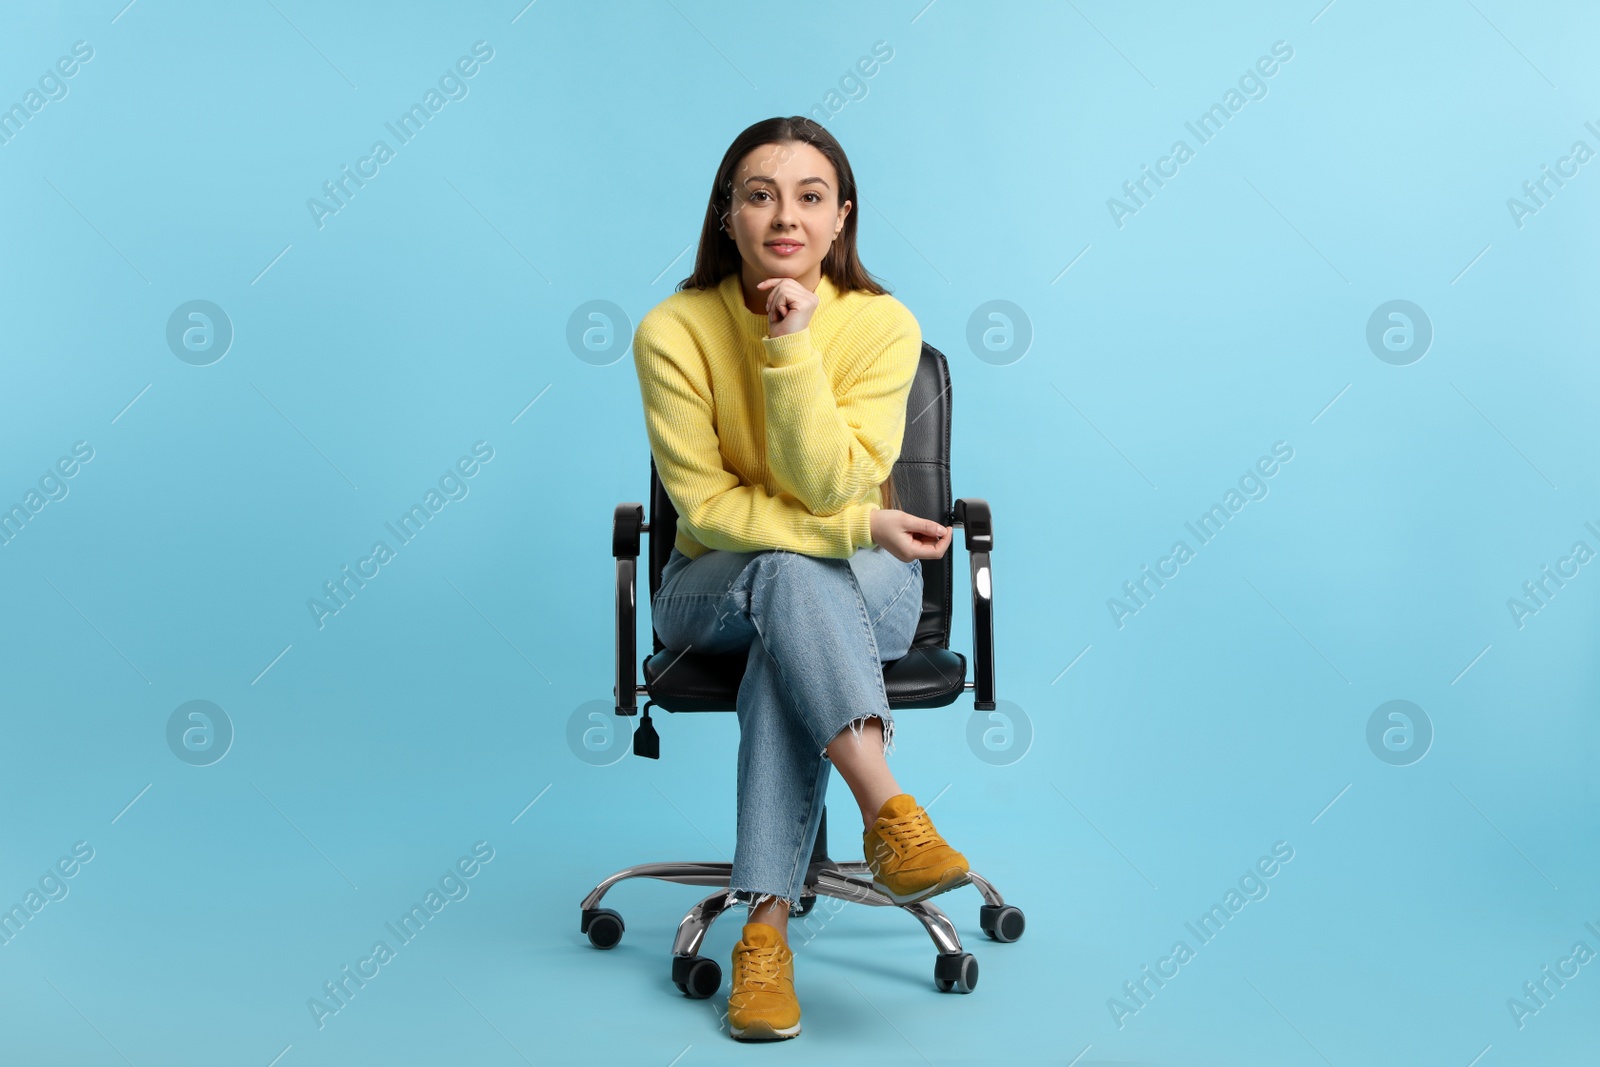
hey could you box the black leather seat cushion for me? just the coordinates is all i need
[643,645,967,713]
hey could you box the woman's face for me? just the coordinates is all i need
[722,140,851,289]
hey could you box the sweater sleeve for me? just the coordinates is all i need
[633,313,879,559]
[759,304,921,517]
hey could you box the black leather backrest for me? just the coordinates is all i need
[649,341,954,653]
[896,343,954,650]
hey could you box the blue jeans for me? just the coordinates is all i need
[651,544,924,911]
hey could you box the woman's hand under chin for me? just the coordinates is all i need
[756,276,819,338]
[869,508,951,563]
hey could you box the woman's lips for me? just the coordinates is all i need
[766,242,803,255]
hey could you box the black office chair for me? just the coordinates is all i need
[581,341,1025,998]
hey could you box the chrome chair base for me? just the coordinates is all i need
[579,858,1024,997]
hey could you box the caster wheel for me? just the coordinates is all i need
[980,904,1025,943]
[671,955,722,999]
[934,952,978,993]
[582,907,624,949]
[793,895,817,918]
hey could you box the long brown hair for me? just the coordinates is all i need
[679,115,903,513]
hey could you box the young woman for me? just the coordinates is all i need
[631,116,970,1042]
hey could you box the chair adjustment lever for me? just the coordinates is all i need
[632,700,660,760]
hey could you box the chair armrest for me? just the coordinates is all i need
[953,498,995,710]
[613,503,644,716]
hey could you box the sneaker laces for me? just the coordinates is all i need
[734,944,786,992]
[875,808,940,861]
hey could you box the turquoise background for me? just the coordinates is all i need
[2,0,1597,1064]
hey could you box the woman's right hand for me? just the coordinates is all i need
[870,508,952,563]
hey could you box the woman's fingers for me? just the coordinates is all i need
[880,512,953,561]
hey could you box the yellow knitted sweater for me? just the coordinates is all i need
[632,271,922,561]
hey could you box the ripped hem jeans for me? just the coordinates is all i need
[650,544,924,911]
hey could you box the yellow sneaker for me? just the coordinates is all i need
[727,922,800,1040]
[863,793,970,904]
